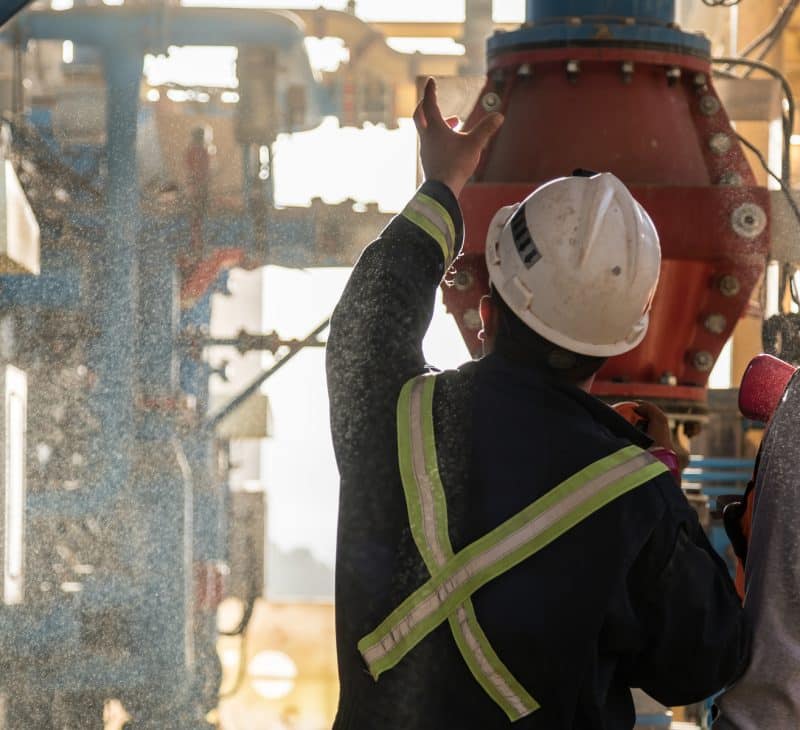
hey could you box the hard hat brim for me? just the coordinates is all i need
[486,261,651,358]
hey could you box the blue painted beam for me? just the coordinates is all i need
[0,272,80,308]
[137,226,178,409]
[135,172,195,682]
[683,473,753,483]
[527,0,675,24]
[495,0,708,57]
[689,457,756,469]
[85,48,140,527]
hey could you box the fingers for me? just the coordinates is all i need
[445,116,460,129]
[421,77,448,132]
[413,98,427,132]
[634,401,665,420]
[466,111,504,151]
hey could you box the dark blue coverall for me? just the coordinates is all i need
[326,180,749,729]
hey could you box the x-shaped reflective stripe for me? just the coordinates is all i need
[359,374,667,721]
[395,375,537,719]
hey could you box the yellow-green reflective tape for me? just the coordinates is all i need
[412,376,537,719]
[417,192,456,249]
[362,444,645,662]
[401,191,456,266]
[396,378,436,567]
[362,455,665,675]
[407,195,456,263]
[419,377,453,564]
[402,208,450,266]
[359,447,666,677]
[373,376,539,719]
[449,604,540,719]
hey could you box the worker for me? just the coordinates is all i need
[326,78,749,729]
[713,365,800,728]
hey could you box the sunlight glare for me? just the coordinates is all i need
[387,37,465,55]
[273,117,418,211]
[144,46,238,89]
[259,266,469,571]
[61,40,74,64]
[178,0,526,23]
[304,37,350,72]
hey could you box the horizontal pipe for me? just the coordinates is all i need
[202,333,326,353]
[5,7,305,49]
[687,457,756,468]
[205,318,329,430]
[281,9,518,39]
[683,473,754,483]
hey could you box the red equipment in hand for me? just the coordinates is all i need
[738,353,798,423]
[724,354,797,600]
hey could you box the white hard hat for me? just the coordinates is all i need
[485,172,661,358]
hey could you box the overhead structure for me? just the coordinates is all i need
[444,0,771,417]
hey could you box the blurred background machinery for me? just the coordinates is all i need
[0,3,349,727]
[0,0,796,728]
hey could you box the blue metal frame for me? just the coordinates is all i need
[684,456,754,576]
[491,0,710,57]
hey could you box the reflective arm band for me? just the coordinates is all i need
[401,191,457,267]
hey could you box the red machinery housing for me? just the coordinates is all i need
[443,3,770,415]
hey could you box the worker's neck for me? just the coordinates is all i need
[483,343,596,393]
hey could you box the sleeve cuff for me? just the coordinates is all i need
[399,181,465,267]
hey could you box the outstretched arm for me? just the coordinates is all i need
[326,80,503,462]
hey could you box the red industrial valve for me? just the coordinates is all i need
[443,1,771,417]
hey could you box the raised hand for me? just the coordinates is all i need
[413,77,504,198]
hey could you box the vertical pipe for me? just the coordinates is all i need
[730,3,739,56]
[263,144,274,208]
[462,0,493,76]
[88,48,141,508]
[11,41,23,116]
[137,225,178,401]
[135,217,195,678]
[241,143,252,205]
[135,156,195,689]
[526,0,676,24]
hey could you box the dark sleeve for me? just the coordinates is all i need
[624,484,750,707]
[326,181,464,463]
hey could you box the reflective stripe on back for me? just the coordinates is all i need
[397,375,538,720]
[358,374,667,720]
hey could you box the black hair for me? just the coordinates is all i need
[490,286,607,383]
